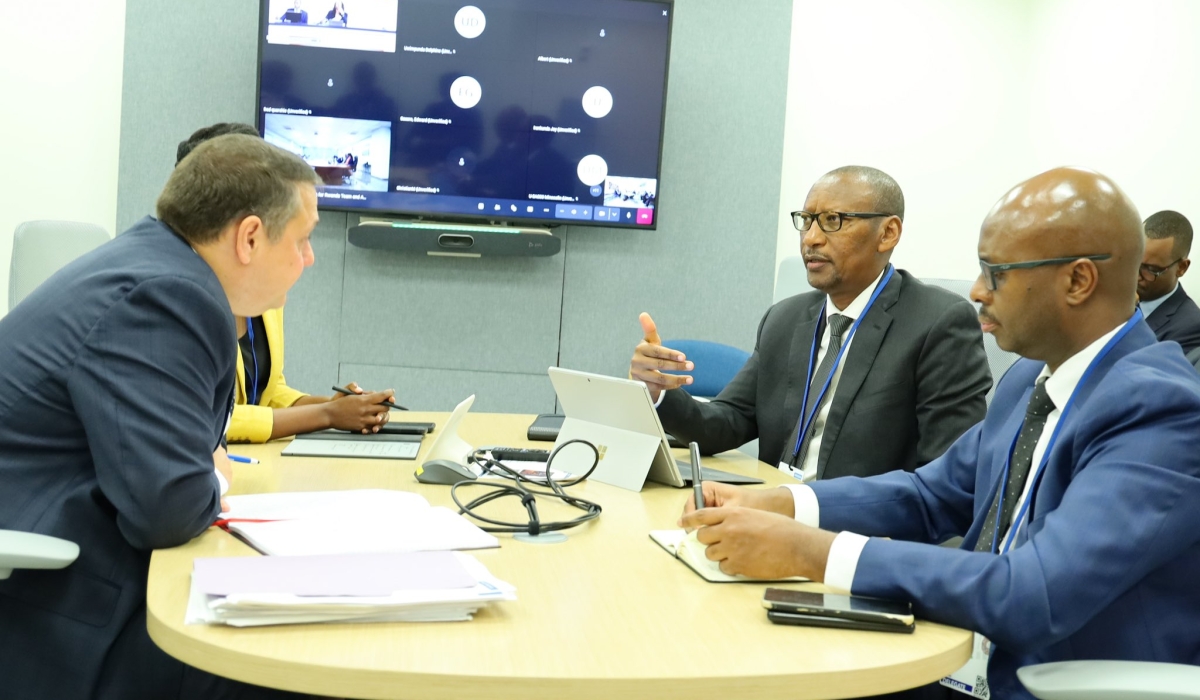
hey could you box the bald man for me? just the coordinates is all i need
[632,166,991,482]
[680,168,1200,699]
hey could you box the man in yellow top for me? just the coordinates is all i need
[177,123,395,441]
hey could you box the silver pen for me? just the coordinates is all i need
[689,441,705,510]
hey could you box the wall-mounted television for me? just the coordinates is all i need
[257,0,674,230]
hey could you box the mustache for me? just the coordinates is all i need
[978,310,998,325]
[802,251,831,263]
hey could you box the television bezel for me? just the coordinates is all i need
[254,0,675,231]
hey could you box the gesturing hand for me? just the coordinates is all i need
[629,312,694,402]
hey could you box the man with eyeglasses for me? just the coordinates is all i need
[680,167,1200,699]
[630,165,991,483]
[1136,210,1200,355]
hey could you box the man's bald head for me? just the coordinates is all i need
[984,167,1143,305]
[974,167,1143,369]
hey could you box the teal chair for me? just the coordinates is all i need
[662,339,750,399]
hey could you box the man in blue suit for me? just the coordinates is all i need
[682,167,1200,699]
[0,135,322,698]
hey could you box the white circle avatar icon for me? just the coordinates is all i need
[450,76,482,109]
[577,155,608,187]
[582,86,613,119]
[454,6,486,39]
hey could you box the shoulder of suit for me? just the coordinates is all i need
[890,269,971,308]
[100,219,231,319]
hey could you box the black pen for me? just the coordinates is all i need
[689,441,705,510]
[331,385,409,411]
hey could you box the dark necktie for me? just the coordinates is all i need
[787,313,854,472]
[974,378,1056,552]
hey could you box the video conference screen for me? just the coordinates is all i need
[257,0,674,229]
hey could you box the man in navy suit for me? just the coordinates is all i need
[681,168,1200,699]
[0,135,322,698]
[1137,210,1200,354]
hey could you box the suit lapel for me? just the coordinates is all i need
[816,273,900,479]
[781,297,825,458]
[1146,286,1184,333]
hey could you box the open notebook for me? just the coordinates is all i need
[649,530,808,583]
[219,490,498,556]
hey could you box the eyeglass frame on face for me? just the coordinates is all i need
[977,254,1112,292]
[791,210,894,234]
[1139,258,1183,282]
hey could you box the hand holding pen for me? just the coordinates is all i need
[331,383,408,411]
[322,383,401,433]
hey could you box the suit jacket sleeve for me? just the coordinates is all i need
[67,277,226,551]
[656,308,769,455]
[816,370,1200,654]
[227,308,306,443]
[912,299,991,465]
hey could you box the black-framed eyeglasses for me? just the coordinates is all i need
[1139,258,1183,282]
[792,210,894,234]
[978,255,1112,291]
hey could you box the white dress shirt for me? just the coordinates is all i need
[781,268,888,481]
[1139,283,1177,320]
[785,320,1128,592]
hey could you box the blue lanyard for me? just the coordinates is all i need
[791,265,896,460]
[992,309,1143,554]
[246,318,261,406]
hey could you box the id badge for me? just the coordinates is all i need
[939,632,991,698]
[778,461,804,480]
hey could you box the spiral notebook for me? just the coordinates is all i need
[649,529,808,583]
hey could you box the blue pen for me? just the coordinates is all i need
[689,442,705,510]
[228,454,259,465]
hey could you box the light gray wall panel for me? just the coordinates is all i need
[116,0,793,415]
[336,236,566,375]
[558,0,792,378]
[339,364,556,414]
[280,212,349,396]
[116,0,259,233]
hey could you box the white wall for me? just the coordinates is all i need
[777,0,1200,285]
[0,0,126,313]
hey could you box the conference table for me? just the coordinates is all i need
[147,412,972,700]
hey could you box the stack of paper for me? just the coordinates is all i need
[220,490,499,556]
[186,551,515,627]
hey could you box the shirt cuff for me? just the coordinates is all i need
[215,467,230,496]
[823,531,869,593]
[782,484,820,528]
[652,388,666,408]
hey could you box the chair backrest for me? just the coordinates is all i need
[924,278,1020,404]
[662,339,750,399]
[1018,660,1200,700]
[774,255,813,304]
[9,220,110,312]
[0,530,79,580]
[1187,346,1200,372]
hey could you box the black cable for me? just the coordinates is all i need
[450,438,602,536]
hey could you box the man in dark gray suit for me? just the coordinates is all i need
[0,135,321,698]
[1137,210,1200,355]
[631,166,991,481]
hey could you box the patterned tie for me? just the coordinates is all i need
[974,378,1056,552]
[787,313,854,472]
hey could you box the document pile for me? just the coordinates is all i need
[218,489,499,555]
[186,550,515,626]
